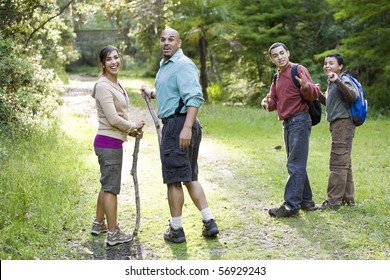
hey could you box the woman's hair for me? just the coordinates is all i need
[268,42,288,56]
[326,53,344,66]
[99,45,119,75]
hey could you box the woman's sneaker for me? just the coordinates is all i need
[91,220,108,235]
[105,227,133,246]
[163,224,186,243]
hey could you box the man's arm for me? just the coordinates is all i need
[179,106,198,149]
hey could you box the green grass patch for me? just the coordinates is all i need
[196,103,390,259]
[0,112,97,259]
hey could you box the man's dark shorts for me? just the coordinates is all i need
[94,147,123,194]
[160,116,201,184]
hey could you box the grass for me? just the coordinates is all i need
[195,104,390,260]
[0,76,389,260]
[0,114,97,259]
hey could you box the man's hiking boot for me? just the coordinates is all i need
[164,224,186,243]
[202,219,219,237]
[91,220,108,235]
[105,227,133,246]
[300,201,318,211]
[317,200,341,210]
[269,203,299,218]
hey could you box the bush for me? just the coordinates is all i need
[0,36,61,135]
[207,82,225,103]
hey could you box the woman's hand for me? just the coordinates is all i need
[129,129,144,139]
[129,120,145,138]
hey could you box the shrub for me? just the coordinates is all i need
[0,36,61,135]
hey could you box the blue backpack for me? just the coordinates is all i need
[341,72,368,126]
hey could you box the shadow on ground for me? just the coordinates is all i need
[86,235,156,260]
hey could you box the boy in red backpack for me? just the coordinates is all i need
[261,42,320,217]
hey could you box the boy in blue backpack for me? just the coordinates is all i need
[317,53,358,210]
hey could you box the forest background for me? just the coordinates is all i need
[1,0,390,132]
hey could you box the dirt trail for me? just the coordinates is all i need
[61,75,233,259]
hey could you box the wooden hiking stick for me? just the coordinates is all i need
[130,136,141,236]
[142,95,162,146]
[130,94,161,237]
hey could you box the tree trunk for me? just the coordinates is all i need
[199,36,209,101]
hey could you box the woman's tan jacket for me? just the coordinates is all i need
[91,76,136,142]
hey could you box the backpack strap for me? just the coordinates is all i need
[272,64,300,89]
[291,63,310,104]
[272,63,304,103]
[338,72,352,109]
[290,64,301,89]
[174,98,186,115]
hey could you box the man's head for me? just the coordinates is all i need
[269,42,290,70]
[160,28,182,61]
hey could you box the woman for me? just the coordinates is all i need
[90,45,145,245]
[317,53,358,210]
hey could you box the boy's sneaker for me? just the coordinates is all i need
[342,199,355,206]
[163,224,186,243]
[202,219,219,237]
[105,227,133,246]
[317,200,341,210]
[91,220,108,235]
[300,201,317,211]
[269,203,299,217]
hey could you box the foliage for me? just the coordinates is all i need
[168,0,238,100]
[0,36,61,134]
[326,0,390,112]
[207,82,224,103]
[100,0,168,71]
[0,0,79,71]
[231,0,337,104]
[0,0,81,132]
[66,0,390,111]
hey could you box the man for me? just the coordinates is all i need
[261,42,320,217]
[141,28,219,243]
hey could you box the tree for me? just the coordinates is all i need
[97,0,168,71]
[224,0,337,105]
[0,0,80,132]
[327,0,390,111]
[168,0,237,101]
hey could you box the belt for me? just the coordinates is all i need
[162,113,187,124]
[283,111,309,124]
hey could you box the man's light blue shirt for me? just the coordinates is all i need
[155,49,204,119]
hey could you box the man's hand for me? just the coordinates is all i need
[261,96,270,110]
[179,126,192,149]
[327,72,338,83]
[140,85,154,99]
[295,75,308,90]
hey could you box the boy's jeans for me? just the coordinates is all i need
[283,111,313,210]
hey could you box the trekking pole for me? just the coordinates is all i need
[131,135,141,236]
